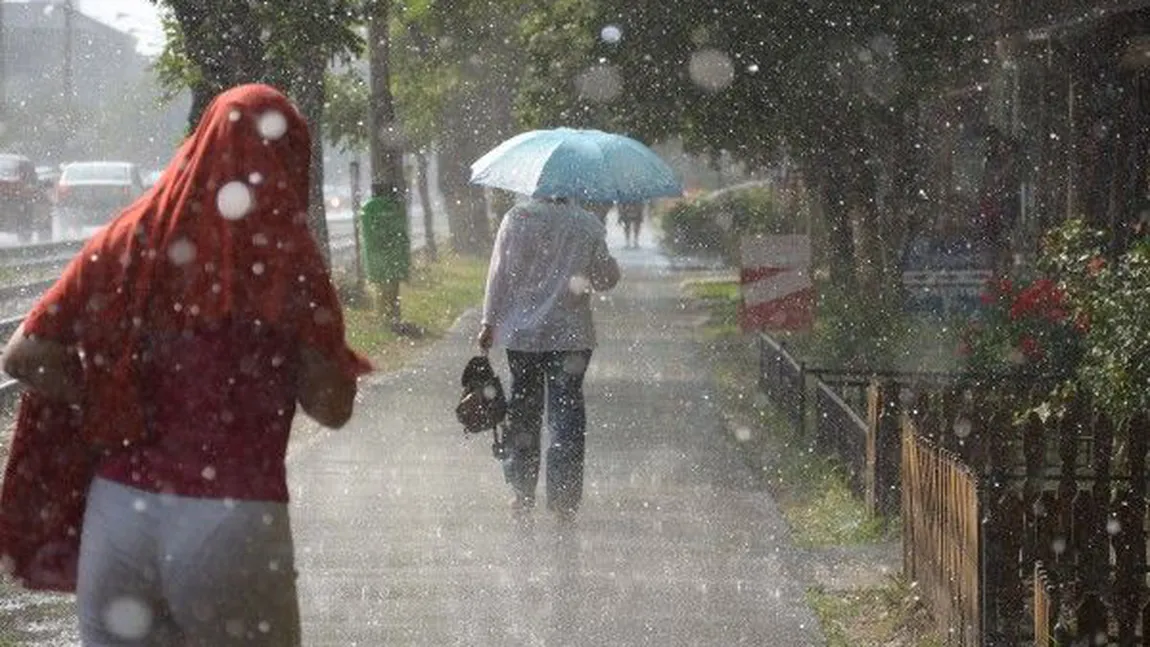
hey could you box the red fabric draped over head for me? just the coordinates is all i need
[0,83,370,591]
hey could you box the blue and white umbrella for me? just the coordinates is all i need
[469,128,682,203]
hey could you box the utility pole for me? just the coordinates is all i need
[62,0,74,110]
[0,1,6,129]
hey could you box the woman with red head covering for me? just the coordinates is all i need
[0,84,370,645]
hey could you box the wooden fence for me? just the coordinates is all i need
[902,418,982,646]
[909,388,1150,645]
[754,332,1150,643]
[755,333,930,517]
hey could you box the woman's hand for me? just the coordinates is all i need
[1,324,83,405]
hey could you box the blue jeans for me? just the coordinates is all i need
[503,349,592,512]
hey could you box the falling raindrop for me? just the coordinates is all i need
[103,596,152,640]
[569,275,591,294]
[257,110,288,140]
[953,417,972,438]
[217,181,253,220]
[166,238,197,266]
[1106,517,1121,535]
[689,49,735,91]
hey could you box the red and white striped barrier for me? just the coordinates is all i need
[738,234,813,332]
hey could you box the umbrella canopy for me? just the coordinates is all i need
[469,128,682,203]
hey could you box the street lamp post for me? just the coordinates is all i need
[57,0,74,110]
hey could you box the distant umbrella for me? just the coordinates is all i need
[469,128,682,203]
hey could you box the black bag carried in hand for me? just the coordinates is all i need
[455,355,508,458]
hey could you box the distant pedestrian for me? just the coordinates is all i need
[477,195,620,520]
[585,201,612,224]
[0,83,370,645]
[617,201,644,248]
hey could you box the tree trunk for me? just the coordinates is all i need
[166,0,266,130]
[416,150,437,261]
[367,0,406,201]
[809,156,857,290]
[438,134,490,256]
[291,56,331,266]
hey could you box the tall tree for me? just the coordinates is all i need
[387,0,527,255]
[514,0,980,291]
[152,0,363,261]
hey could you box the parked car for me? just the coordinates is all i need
[35,165,61,204]
[0,154,52,242]
[56,161,145,233]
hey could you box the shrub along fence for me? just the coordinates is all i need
[756,332,945,517]
[756,332,1150,644]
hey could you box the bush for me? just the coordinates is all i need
[808,282,915,371]
[660,184,790,263]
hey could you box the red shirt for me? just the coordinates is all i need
[97,320,299,502]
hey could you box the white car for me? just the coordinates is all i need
[56,161,146,233]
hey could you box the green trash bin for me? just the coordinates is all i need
[359,195,410,284]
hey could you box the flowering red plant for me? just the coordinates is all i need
[961,274,1085,381]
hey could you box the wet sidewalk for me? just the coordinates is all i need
[288,222,825,646]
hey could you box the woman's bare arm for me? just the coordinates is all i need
[297,344,358,428]
[1,324,82,404]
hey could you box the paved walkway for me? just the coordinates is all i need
[288,221,826,646]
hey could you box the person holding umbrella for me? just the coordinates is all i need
[476,194,619,519]
[470,128,680,519]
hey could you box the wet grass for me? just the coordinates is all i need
[682,277,887,546]
[709,348,889,546]
[807,576,943,647]
[334,250,488,372]
[0,578,76,646]
[682,277,945,646]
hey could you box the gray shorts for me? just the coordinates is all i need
[76,477,301,646]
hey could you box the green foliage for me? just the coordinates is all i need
[661,200,729,258]
[809,282,912,372]
[324,69,370,152]
[660,186,790,261]
[153,0,363,120]
[152,10,201,109]
[1042,220,1150,421]
[512,1,977,161]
